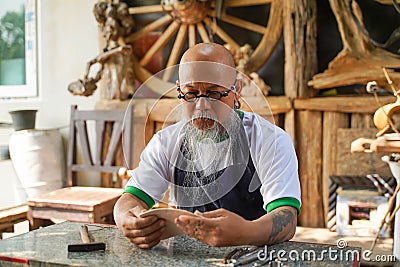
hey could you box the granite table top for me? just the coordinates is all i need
[0,221,361,266]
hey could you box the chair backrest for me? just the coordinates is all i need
[66,105,133,187]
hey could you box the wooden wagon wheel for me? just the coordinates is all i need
[125,0,283,97]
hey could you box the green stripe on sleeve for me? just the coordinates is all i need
[124,186,155,208]
[266,197,301,215]
[236,109,244,120]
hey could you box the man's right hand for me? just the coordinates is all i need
[114,194,166,249]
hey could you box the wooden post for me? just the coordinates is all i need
[284,109,296,143]
[283,0,318,99]
[322,111,348,227]
[296,110,324,227]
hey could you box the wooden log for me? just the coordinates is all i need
[294,96,395,113]
[296,110,324,227]
[283,0,317,98]
[322,111,348,227]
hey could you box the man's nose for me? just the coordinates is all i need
[195,96,211,110]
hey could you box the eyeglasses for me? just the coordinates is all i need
[177,80,236,102]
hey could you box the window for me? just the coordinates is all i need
[0,0,37,98]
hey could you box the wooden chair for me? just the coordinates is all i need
[27,105,133,229]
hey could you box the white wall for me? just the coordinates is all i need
[0,0,100,209]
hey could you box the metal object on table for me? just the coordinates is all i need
[67,224,106,252]
[223,246,280,266]
[253,258,282,267]
[222,247,258,264]
[232,249,261,266]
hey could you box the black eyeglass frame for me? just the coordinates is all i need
[177,80,237,102]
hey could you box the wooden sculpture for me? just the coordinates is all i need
[309,0,400,90]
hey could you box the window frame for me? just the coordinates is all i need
[0,0,37,98]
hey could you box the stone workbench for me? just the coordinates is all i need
[0,221,360,266]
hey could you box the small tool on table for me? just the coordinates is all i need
[67,224,106,252]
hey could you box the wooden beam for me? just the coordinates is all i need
[294,96,396,113]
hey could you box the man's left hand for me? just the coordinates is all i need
[175,208,251,247]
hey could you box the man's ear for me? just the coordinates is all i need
[235,79,243,98]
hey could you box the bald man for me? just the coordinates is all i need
[113,43,301,249]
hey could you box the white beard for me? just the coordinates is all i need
[176,110,243,207]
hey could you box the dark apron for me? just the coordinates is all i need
[173,153,266,221]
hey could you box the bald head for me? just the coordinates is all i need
[178,43,237,87]
[180,43,235,67]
